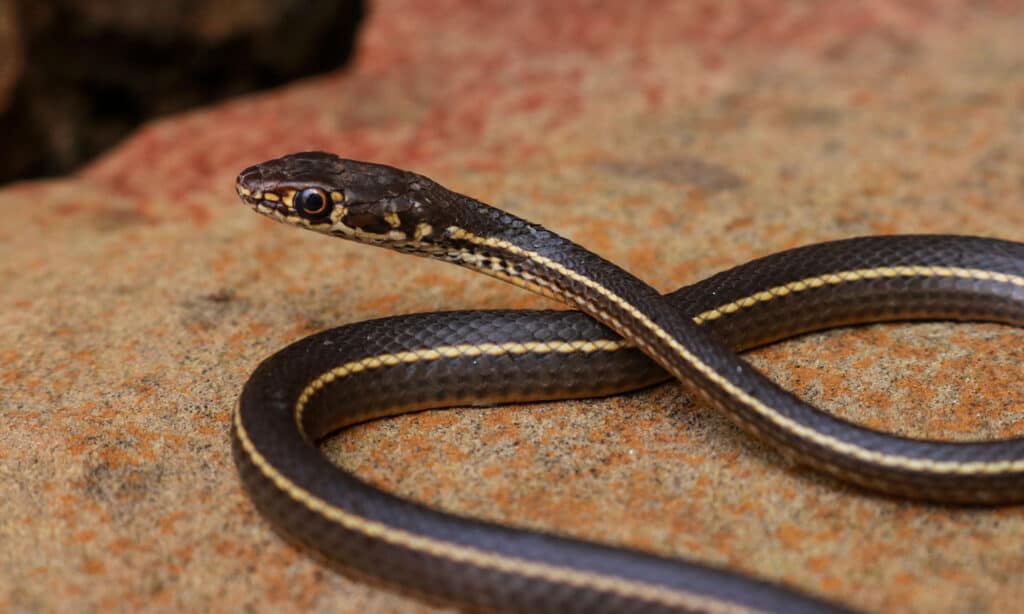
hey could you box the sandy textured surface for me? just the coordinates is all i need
[3,2,1024,612]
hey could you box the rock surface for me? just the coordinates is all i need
[2,2,1023,612]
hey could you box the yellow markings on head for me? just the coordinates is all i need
[414,223,434,241]
[330,205,349,223]
[330,191,345,203]
[263,192,281,202]
[384,212,402,228]
[281,190,296,208]
[238,186,252,196]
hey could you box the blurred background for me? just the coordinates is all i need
[0,0,365,184]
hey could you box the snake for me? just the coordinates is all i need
[232,151,1024,613]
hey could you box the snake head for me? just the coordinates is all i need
[236,151,446,246]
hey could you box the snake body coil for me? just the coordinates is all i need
[233,151,1024,613]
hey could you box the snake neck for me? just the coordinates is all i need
[429,197,705,380]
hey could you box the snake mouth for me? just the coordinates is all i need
[235,183,293,221]
[235,182,255,203]
[235,185,257,203]
[235,180,278,212]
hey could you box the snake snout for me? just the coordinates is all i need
[235,164,266,203]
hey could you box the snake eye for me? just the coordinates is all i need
[294,188,332,220]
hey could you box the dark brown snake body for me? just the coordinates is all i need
[232,151,1024,613]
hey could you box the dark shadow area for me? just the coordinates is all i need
[0,0,366,185]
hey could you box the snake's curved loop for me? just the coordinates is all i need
[232,151,1024,613]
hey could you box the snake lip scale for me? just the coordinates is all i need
[232,151,1024,613]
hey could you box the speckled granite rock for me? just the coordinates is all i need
[2,2,1023,612]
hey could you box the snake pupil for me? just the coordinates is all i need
[295,188,331,219]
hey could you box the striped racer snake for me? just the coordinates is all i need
[233,151,1024,613]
